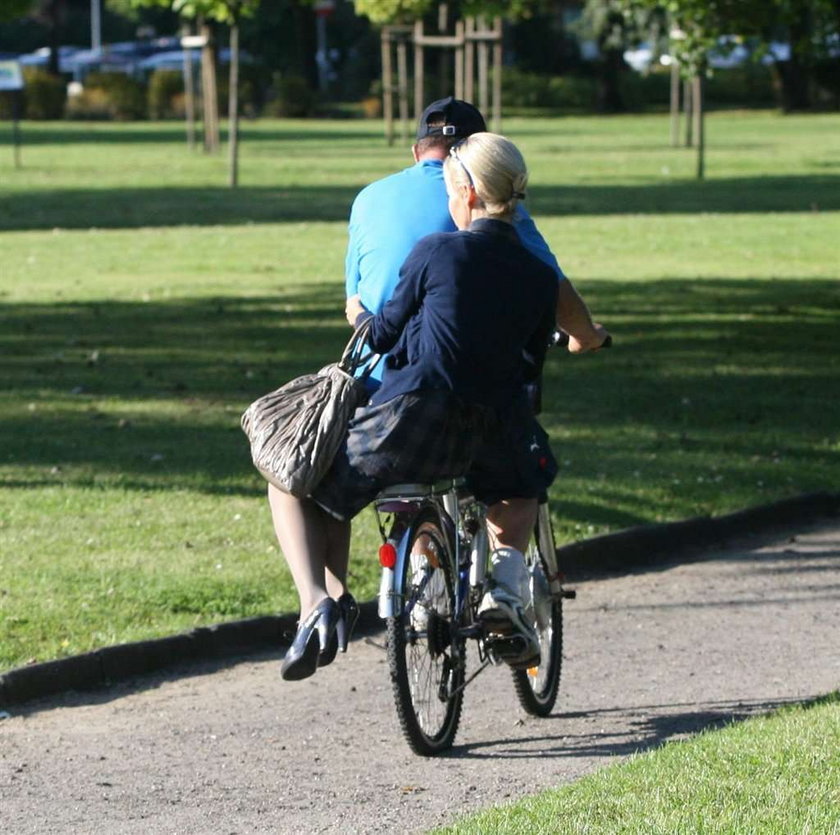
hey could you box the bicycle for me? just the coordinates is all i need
[373,479,576,756]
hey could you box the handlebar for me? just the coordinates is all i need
[551,330,612,350]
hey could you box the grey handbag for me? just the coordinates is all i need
[241,321,379,497]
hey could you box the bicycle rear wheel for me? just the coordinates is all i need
[386,506,464,756]
[511,503,563,716]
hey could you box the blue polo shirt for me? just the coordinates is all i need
[346,159,565,381]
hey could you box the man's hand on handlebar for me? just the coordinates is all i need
[567,323,611,353]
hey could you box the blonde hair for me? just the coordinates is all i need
[443,132,528,220]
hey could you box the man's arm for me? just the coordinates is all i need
[515,206,565,281]
[556,278,609,353]
[345,211,362,298]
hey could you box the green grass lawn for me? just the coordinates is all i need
[436,693,840,834]
[1,111,839,669]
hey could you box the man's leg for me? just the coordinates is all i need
[486,497,537,553]
[479,497,540,665]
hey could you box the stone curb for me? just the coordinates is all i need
[559,490,840,578]
[2,491,838,710]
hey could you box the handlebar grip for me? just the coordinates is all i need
[550,330,570,348]
[550,331,612,350]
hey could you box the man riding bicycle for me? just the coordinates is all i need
[267,129,608,681]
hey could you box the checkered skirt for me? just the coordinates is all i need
[311,390,485,520]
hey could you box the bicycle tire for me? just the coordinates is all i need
[386,506,465,756]
[511,504,563,716]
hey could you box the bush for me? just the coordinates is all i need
[21,68,66,119]
[147,69,184,119]
[65,87,114,120]
[705,65,776,107]
[811,58,840,109]
[501,67,596,112]
[265,74,315,118]
[68,72,146,120]
[618,68,672,111]
[0,91,23,120]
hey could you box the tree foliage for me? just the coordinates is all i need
[128,0,260,23]
[353,0,538,26]
[353,0,430,25]
[615,0,840,76]
[0,0,37,23]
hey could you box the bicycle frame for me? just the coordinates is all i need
[374,479,471,620]
[376,482,565,611]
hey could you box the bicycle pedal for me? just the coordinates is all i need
[486,634,528,654]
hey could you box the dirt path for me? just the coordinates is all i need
[2,524,839,834]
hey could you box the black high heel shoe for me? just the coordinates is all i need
[317,592,359,667]
[336,592,359,653]
[281,598,339,681]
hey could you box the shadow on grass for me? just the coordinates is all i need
[2,175,839,231]
[2,278,838,529]
[447,696,807,760]
[0,123,379,147]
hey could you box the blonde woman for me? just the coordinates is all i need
[269,133,609,680]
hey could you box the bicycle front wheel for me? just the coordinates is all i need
[511,503,563,716]
[386,506,464,756]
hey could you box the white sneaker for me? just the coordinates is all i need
[478,547,540,666]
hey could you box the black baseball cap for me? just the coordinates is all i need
[416,96,487,140]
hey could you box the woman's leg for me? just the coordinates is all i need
[323,518,352,600]
[267,484,350,620]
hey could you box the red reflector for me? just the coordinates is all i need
[379,543,397,568]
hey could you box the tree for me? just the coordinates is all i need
[768,0,840,110]
[623,1,840,112]
[581,1,665,112]
[8,0,69,75]
[132,0,260,187]
[354,0,536,25]
[0,0,39,21]
[353,0,431,24]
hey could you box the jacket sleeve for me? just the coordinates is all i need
[361,239,432,353]
[521,277,559,383]
[515,206,566,282]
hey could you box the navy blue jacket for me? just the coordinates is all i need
[357,218,558,410]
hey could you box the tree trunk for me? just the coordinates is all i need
[291,3,319,91]
[683,77,693,147]
[45,0,62,76]
[228,21,240,188]
[181,22,197,150]
[596,49,625,112]
[200,20,220,153]
[693,73,704,180]
[773,60,811,112]
[774,7,812,111]
[670,60,680,147]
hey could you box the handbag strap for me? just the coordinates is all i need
[339,318,382,379]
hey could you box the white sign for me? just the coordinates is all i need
[0,60,24,92]
[180,35,208,49]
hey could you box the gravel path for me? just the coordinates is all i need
[2,524,839,834]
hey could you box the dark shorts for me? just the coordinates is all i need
[465,398,558,506]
